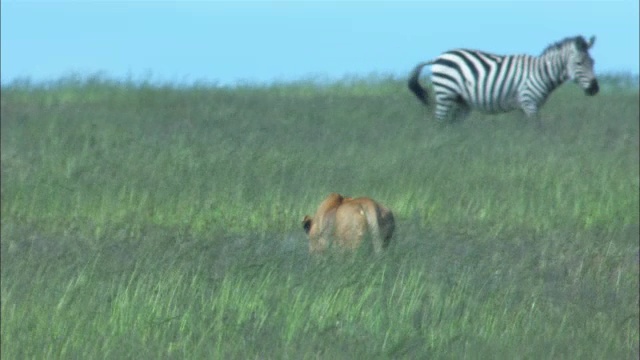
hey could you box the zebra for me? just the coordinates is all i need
[408,35,599,125]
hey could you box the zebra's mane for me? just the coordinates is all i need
[541,36,589,56]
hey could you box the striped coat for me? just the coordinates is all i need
[408,35,599,124]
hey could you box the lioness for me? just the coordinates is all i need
[302,193,395,254]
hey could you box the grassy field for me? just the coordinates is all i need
[1,74,638,358]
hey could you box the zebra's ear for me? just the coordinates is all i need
[587,36,596,49]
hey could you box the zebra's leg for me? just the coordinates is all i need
[452,102,471,123]
[524,107,543,129]
[532,114,544,130]
[434,96,459,122]
[519,97,543,129]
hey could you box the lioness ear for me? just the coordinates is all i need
[302,215,312,234]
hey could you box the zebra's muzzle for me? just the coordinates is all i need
[585,80,599,96]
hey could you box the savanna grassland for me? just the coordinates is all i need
[1,74,638,359]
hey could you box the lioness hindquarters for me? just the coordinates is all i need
[334,202,369,251]
[364,201,395,253]
[302,193,395,254]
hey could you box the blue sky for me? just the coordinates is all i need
[2,1,638,86]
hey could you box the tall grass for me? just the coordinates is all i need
[1,74,638,358]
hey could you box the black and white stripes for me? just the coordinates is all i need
[408,35,599,123]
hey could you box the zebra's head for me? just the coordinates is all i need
[566,36,599,96]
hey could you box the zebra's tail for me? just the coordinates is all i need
[407,61,432,106]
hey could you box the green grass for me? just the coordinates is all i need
[2,74,638,358]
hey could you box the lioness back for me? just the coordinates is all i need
[302,193,395,254]
[334,200,369,250]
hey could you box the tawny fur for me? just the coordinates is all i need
[302,193,395,254]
